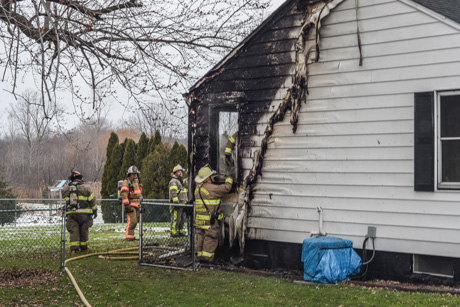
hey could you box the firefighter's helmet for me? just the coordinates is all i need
[69,170,83,180]
[172,164,185,174]
[127,165,140,175]
[195,164,216,184]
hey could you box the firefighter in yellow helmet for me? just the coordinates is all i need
[62,171,97,254]
[194,164,233,262]
[120,165,142,241]
[169,164,188,237]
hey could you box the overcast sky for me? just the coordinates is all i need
[0,0,287,133]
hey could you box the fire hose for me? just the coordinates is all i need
[64,246,182,307]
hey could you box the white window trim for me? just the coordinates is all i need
[435,90,460,190]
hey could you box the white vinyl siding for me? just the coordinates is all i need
[246,0,460,258]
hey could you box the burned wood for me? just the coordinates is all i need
[238,1,346,253]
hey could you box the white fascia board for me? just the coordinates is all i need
[399,0,460,31]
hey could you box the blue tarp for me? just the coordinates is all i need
[301,237,362,284]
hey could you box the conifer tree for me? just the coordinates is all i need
[148,130,162,153]
[101,132,119,198]
[119,139,137,180]
[142,143,171,222]
[136,132,149,171]
[168,141,188,174]
[0,174,17,226]
[101,143,124,223]
[120,138,127,157]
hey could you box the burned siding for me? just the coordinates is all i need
[248,0,460,260]
[188,2,304,177]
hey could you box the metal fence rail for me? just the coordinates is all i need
[140,201,196,271]
[0,199,65,271]
[0,199,197,271]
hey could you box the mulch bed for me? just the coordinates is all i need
[0,267,59,289]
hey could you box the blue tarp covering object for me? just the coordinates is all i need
[301,237,362,284]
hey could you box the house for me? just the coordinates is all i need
[186,0,460,284]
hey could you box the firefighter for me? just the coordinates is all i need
[169,164,188,237]
[194,164,233,262]
[224,131,238,167]
[62,171,97,254]
[120,165,142,241]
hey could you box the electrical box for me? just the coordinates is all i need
[367,226,377,238]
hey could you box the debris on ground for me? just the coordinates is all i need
[0,267,59,289]
[201,261,460,295]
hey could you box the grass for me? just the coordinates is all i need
[1,258,459,306]
[1,224,460,306]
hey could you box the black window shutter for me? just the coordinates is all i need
[414,92,434,191]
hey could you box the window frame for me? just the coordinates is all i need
[435,90,460,190]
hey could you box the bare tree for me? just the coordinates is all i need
[6,89,61,188]
[123,100,188,141]
[0,0,270,116]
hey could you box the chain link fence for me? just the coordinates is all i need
[0,199,65,271]
[140,201,196,270]
[0,198,196,271]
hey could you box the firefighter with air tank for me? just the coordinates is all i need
[120,165,142,241]
[169,164,188,237]
[62,171,97,254]
[194,164,233,262]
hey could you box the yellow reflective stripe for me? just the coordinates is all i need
[197,251,203,257]
[196,225,211,229]
[70,242,80,247]
[77,196,89,201]
[200,188,209,195]
[202,251,214,258]
[88,194,95,201]
[195,199,221,206]
[171,211,178,235]
[169,186,179,191]
[229,136,235,144]
[179,190,188,194]
[225,147,233,154]
[218,213,224,220]
[196,215,210,220]
[64,197,70,201]
[91,204,98,210]
[80,241,88,246]
[66,208,93,214]
[225,178,233,184]
[172,197,179,202]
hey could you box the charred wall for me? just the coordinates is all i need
[188,1,305,179]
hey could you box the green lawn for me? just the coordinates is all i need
[1,258,459,306]
[1,224,460,306]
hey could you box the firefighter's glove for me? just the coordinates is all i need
[225,155,232,167]
[93,211,98,219]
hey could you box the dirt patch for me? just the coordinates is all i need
[203,261,460,295]
[346,280,460,295]
[0,268,59,289]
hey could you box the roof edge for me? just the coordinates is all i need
[187,0,296,95]
[399,0,460,31]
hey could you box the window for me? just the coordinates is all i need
[414,91,460,191]
[218,111,238,174]
[437,92,460,189]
